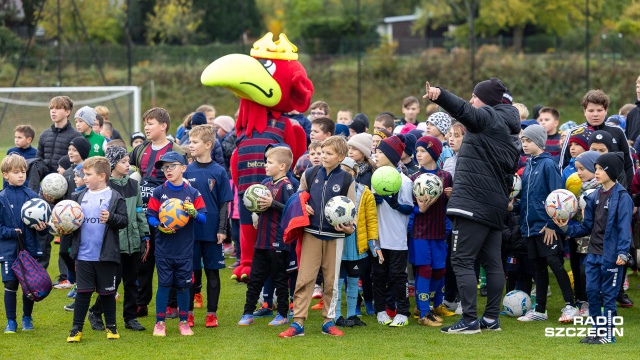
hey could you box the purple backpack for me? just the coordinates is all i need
[11,234,52,302]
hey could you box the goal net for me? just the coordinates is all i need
[0,86,141,149]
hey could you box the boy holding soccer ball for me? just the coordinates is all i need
[511,124,577,323]
[0,154,46,334]
[146,151,207,337]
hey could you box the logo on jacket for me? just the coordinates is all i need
[161,194,168,200]
[94,144,100,152]
[208,178,216,192]
[332,184,341,192]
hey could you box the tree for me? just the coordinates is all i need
[145,0,203,45]
[192,0,262,43]
[614,1,640,37]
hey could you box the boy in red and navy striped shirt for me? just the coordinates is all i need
[538,107,562,161]
[410,136,452,326]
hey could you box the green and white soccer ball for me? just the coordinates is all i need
[371,167,402,195]
[412,173,443,202]
[243,184,269,213]
[324,196,356,227]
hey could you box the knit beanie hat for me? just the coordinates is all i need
[588,130,613,151]
[427,112,452,136]
[409,129,425,141]
[348,118,367,134]
[403,133,417,157]
[416,136,443,162]
[74,163,84,178]
[335,123,350,138]
[568,127,591,151]
[130,132,145,147]
[400,122,416,135]
[377,134,406,166]
[595,152,624,182]
[58,155,72,170]
[374,129,392,140]
[190,112,207,126]
[473,77,508,107]
[575,150,600,174]
[521,124,547,150]
[348,133,373,159]
[70,136,91,160]
[213,115,235,133]
[105,145,128,169]
[74,106,97,127]
[353,113,370,129]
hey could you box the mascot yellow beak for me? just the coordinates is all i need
[201,54,282,107]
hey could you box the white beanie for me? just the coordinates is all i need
[347,133,373,159]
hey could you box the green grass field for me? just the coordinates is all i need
[1,243,639,359]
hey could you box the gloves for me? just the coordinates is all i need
[374,194,383,205]
[384,193,399,209]
[158,223,175,234]
[184,201,197,218]
[140,237,150,262]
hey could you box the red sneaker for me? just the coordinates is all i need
[205,313,218,328]
[386,307,397,318]
[187,313,195,327]
[311,299,324,311]
[322,322,344,336]
[194,293,203,308]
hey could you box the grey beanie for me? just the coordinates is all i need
[74,106,97,127]
[575,151,600,173]
[521,124,547,150]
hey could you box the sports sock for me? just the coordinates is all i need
[73,291,92,330]
[262,276,274,308]
[346,276,359,318]
[4,288,17,321]
[415,265,432,318]
[22,293,34,317]
[336,277,344,319]
[177,287,190,322]
[155,285,170,322]
[431,268,446,308]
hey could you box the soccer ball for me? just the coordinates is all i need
[579,188,598,210]
[565,172,582,197]
[502,290,532,317]
[41,173,68,200]
[243,184,270,213]
[545,189,578,220]
[510,174,522,200]
[324,196,356,227]
[412,173,443,202]
[159,198,190,231]
[50,200,84,235]
[371,167,401,196]
[21,199,51,228]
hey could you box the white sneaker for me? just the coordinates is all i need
[377,311,392,325]
[624,276,629,291]
[558,305,579,323]
[579,302,590,318]
[389,314,409,327]
[312,285,323,299]
[517,309,548,322]
[455,302,462,315]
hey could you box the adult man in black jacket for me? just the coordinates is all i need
[623,77,640,143]
[424,78,520,334]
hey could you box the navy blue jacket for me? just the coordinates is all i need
[516,152,562,237]
[563,183,633,265]
[0,185,43,262]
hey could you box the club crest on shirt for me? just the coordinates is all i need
[332,184,341,192]
[208,178,216,192]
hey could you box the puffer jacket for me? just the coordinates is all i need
[434,88,521,229]
[108,176,150,254]
[0,185,43,262]
[355,183,378,254]
[37,122,81,174]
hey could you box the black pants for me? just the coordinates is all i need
[59,235,76,282]
[90,253,139,322]
[356,255,374,308]
[137,227,156,307]
[243,249,289,317]
[450,217,504,321]
[533,254,574,312]
[37,232,52,270]
[372,249,409,316]
[568,238,586,303]
[444,232,458,303]
[190,268,221,313]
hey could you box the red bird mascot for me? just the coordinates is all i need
[201,33,313,282]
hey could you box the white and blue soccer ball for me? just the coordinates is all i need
[21,198,51,228]
[41,173,68,200]
[412,173,443,202]
[502,290,532,317]
[243,184,269,213]
[324,196,356,227]
[579,188,597,210]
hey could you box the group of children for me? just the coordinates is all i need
[1,76,639,345]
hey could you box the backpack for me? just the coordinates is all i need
[304,165,352,197]
[11,234,52,302]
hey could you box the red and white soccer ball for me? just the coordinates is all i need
[545,189,578,220]
[50,200,84,235]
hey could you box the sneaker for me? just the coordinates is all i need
[279,322,304,338]
[67,284,76,298]
[347,315,366,326]
[205,313,218,328]
[429,308,443,323]
[443,300,458,311]
[223,243,235,255]
[228,261,240,269]
[624,276,629,291]
[365,300,375,315]
[587,336,615,344]
[21,316,34,331]
[441,318,481,334]
[194,293,203,308]
[559,305,579,323]
[153,321,166,337]
[321,321,344,336]
[238,314,254,326]
[579,302,590,318]
[433,304,456,318]
[88,312,105,331]
[418,313,442,327]
[408,285,415,297]
[54,280,73,289]
[4,320,17,334]
[386,307,397,318]
[311,299,324,311]
[335,316,347,327]
[124,319,146,331]
[136,306,148,318]
[253,302,274,317]
[517,309,548,322]
[479,287,488,297]
[66,326,82,342]
[165,307,179,319]
[479,317,501,331]
[179,321,194,336]
[63,302,75,312]
[312,285,323,299]
[455,302,462,315]
[389,314,409,327]
[580,336,596,343]
[268,314,289,326]
[617,293,634,307]
[106,326,120,340]
[376,311,393,325]
[187,313,195,327]
[412,306,420,319]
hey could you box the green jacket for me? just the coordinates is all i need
[83,131,106,157]
[108,175,150,254]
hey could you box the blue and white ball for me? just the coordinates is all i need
[502,290,532,317]
[21,198,51,228]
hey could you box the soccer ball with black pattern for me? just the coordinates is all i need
[371,167,401,195]
[159,198,190,231]
[324,196,356,227]
[40,173,68,200]
[412,173,443,202]
[510,174,522,200]
[21,198,51,228]
[502,290,532,317]
[545,189,578,220]
[243,184,269,213]
[50,200,84,235]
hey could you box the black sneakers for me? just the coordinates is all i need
[125,318,146,331]
[441,318,481,334]
[88,312,105,331]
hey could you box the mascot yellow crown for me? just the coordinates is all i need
[250,32,298,61]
